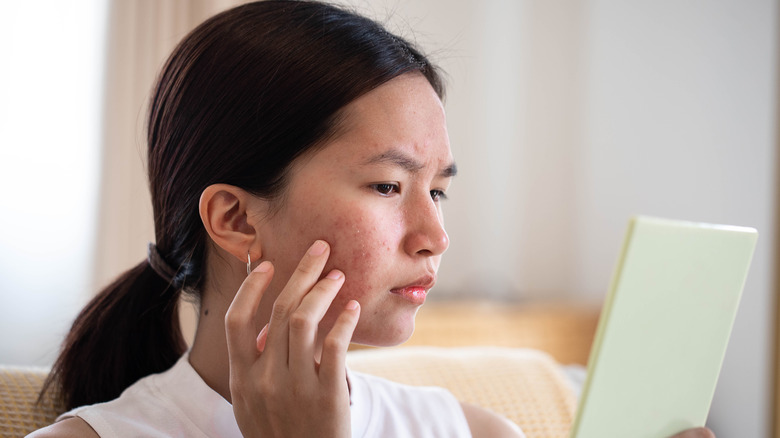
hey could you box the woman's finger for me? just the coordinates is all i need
[668,428,715,438]
[318,300,360,387]
[264,240,330,366]
[288,269,346,375]
[225,261,274,366]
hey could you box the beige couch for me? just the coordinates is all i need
[1,346,576,438]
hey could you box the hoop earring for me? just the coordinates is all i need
[246,252,252,276]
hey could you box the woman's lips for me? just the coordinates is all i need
[390,286,428,305]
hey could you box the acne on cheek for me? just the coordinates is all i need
[325,213,392,299]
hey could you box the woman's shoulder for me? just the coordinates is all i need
[26,417,99,438]
[33,355,240,438]
[25,368,171,438]
[459,402,526,438]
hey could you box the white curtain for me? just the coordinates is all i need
[0,0,106,366]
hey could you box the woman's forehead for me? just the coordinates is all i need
[321,75,451,162]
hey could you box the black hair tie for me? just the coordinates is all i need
[147,242,177,284]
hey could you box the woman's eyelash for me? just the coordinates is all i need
[370,184,448,201]
[430,189,448,202]
[372,183,399,195]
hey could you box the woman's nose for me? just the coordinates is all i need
[402,195,449,257]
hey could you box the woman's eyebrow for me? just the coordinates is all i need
[362,149,457,178]
[441,162,458,178]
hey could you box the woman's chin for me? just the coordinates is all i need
[351,317,416,347]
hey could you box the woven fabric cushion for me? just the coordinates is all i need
[347,346,576,438]
[0,365,64,437]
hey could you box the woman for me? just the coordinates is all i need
[32,1,716,437]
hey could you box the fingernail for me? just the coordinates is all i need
[345,300,359,311]
[326,270,343,280]
[308,240,327,256]
[256,324,269,352]
[254,260,272,273]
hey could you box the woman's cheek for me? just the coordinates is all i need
[324,211,395,300]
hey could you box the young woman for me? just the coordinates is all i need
[32,1,716,437]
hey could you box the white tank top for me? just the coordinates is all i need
[57,353,473,437]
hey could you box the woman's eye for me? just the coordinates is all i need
[430,189,447,202]
[372,183,399,196]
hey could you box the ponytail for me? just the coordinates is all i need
[41,261,185,410]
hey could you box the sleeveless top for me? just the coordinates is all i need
[57,353,473,437]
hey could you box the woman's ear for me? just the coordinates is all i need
[199,184,263,263]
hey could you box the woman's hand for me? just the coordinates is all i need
[225,240,361,438]
[669,427,715,438]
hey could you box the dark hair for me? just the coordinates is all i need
[41,0,443,410]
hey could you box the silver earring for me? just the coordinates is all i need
[246,252,252,276]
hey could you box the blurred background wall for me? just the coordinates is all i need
[1,0,776,436]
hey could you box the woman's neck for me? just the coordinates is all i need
[188,293,233,402]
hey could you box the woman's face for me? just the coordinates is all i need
[254,73,454,347]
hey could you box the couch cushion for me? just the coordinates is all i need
[0,365,64,436]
